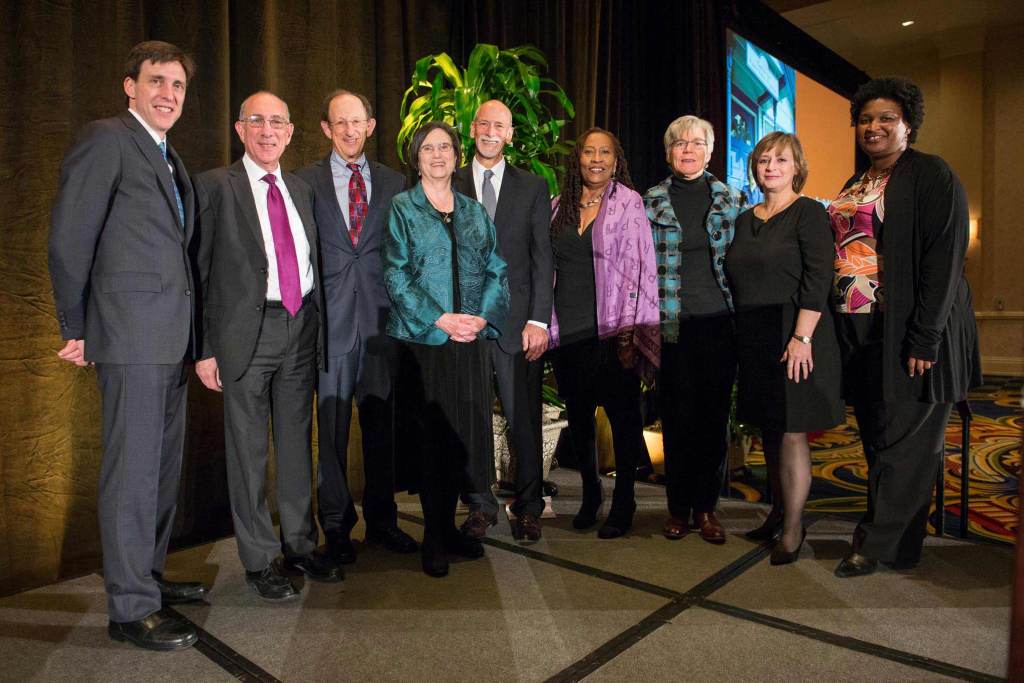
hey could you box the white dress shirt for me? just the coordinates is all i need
[128,108,173,176]
[241,154,315,300]
[470,155,547,331]
[472,156,506,202]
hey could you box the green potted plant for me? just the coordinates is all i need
[397,43,575,196]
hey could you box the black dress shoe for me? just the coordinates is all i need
[245,564,300,601]
[769,528,806,566]
[834,552,878,578]
[421,549,449,577]
[283,550,344,583]
[153,573,208,604]
[597,501,636,539]
[366,525,419,554]
[325,534,357,565]
[445,531,485,559]
[108,610,198,651]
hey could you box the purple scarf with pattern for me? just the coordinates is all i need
[550,181,661,385]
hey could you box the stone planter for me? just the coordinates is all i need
[494,405,564,483]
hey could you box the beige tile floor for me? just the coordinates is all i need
[0,469,1012,682]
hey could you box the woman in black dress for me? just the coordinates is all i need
[725,132,844,565]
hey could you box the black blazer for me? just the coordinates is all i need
[49,111,197,364]
[453,162,552,354]
[294,155,406,364]
[840,147,981,403]
[194,160,324,381]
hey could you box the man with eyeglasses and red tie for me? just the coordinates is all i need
[295,90,417,568]
[194,91,341,602]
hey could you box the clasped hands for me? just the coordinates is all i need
[435,312,487,342]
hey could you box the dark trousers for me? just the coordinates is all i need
[95,362,187,622]
[853,399,952,564]
[317,346,397,538]
[465,340,545,518]
[222,302,318,572]
[658,315,737,518]
[405,339,493,548]
[552,338,643,508]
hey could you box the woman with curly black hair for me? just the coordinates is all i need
[549,127,660,539]
[829,77,981,578]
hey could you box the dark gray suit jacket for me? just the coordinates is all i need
[194,161,323,382]
[454,163,553,354]
[49,111,197,364]
[294,155,406,369]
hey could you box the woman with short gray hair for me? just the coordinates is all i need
[643,115,744,544]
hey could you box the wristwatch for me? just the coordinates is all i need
[792,335,813,344]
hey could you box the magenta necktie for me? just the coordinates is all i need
[347,162,368,247]
[262,174,302,316]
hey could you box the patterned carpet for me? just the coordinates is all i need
[726,377,1023,544]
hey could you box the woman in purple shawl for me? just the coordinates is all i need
[548,128,660,539]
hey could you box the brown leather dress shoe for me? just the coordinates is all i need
[662,517,688,540]
[512,513,542,542]
[459,511,497,539]
[693,511,726,545]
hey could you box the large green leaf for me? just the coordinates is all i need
[398,43,575,195]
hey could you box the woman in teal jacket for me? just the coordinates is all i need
[382,121,509,578]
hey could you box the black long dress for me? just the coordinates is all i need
[403,212,494,541]
[725,196,844,433]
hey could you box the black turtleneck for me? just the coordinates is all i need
[667,174,729,318]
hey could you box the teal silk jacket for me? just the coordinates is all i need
[382,182,509,345]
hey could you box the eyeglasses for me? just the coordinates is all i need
[419,142,454,154]
[240,115,290,130]
[330,118,369,130]
[671,139,708,150]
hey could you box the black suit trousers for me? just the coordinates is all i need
[222,302,318,571]
[95,361,187,622]
[316,345,397,538]
[465,341,545,518]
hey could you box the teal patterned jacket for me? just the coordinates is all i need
[382,182,509,345]
[643,172,745,343]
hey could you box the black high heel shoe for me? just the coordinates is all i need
[745,509,784,541]
[769,527,806,566]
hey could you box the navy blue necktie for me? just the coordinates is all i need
[159,140,186,229]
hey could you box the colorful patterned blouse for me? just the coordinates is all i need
[829,172,890,313]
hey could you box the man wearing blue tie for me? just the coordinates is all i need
[48,41,206,651]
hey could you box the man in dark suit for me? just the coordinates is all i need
[295,90,417,564]
[194,91,341,602]
[48,41,206,651]
[453,100,553,542]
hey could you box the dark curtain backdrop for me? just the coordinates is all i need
[1,0,865,596]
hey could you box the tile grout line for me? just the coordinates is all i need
[164,605,282,683]
[400,511,1002,682]
[699,600,1004,683]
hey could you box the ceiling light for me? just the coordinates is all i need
[901,20,915,27]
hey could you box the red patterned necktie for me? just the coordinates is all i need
[261,174,302,316]
[347,162,367,247]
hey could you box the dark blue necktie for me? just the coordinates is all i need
[159,140,186,229]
